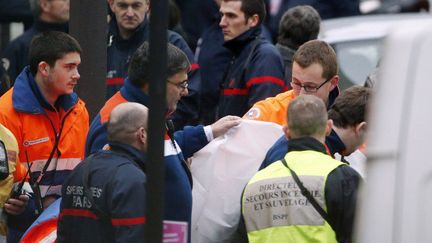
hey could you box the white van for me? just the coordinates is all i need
[354,20,432,242]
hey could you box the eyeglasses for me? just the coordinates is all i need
[291,76,333,93]
[167,79,188,90]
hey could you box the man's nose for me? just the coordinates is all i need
[126,6,134,16]
[181,87,189,96]
[72,69,80,80]
[219,16,227,27]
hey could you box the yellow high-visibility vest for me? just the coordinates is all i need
[0,124,19,235]
[242,150,344,243]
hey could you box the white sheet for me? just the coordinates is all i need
[191,120,283,243]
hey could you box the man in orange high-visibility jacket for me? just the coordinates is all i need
[0,31,89,242]
[243,40,340,126]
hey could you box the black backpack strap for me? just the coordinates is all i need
[281,158,337,232]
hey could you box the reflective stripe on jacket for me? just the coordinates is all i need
[242,149,344,242]
[0,67,89,197]
[218,26,286,118]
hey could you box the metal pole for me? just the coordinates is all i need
[147,0,168,242]
[69,0,106,119]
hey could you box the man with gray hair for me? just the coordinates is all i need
[58,102,149,242]
[241,95,361,243]
[1,0,69,82]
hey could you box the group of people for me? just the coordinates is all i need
[0,0,372,242]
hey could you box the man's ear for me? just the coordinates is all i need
[38,62,50,77]
[108,0,115,12]
[137,127,147,143]
[145,0,150,12]
[329,75,339,91]
[326,119,333,136]
[141,83,150,94]
[283,125,291,139]
[356,121,367,136]
[39,0,50,12]
[247,14,259,28]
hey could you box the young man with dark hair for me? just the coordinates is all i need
[216,0,286,119]
[0,31,89,242]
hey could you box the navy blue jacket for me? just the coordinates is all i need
[196,21,231,125]
[196,20,273,125]
[57,142,147,243]
[260,129,346,170]
[106,18,201,130]
[0,19,68,83]
[217,26,286,118]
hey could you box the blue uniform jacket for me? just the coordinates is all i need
[260,129,346,170]
[106,17,201,130]
[57,143,147,242]
[218,26,286,118]
[196,20,273,124]
[86,78,209,242]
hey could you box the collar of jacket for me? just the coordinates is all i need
[119,78,150,106]
[109,141,147,171]
[275,43,296,60]
[12,66,78,114]
[325,129,346,155]
[108,17,149,45]
[33,18,69,33]
[287,136,328,155]
[327,85,340,110]
[223,25,262,54]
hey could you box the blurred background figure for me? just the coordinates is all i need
[174,0,220,52]
[263,0,360,42]
[276,5,321,84]
[1,0,69,83]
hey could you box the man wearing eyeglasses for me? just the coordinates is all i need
[86,42,241,243]
[244,39,339,125]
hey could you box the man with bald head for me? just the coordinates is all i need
[58,102,149,242]
[241,95,361,243]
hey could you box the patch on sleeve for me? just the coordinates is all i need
[244,107,261,119]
